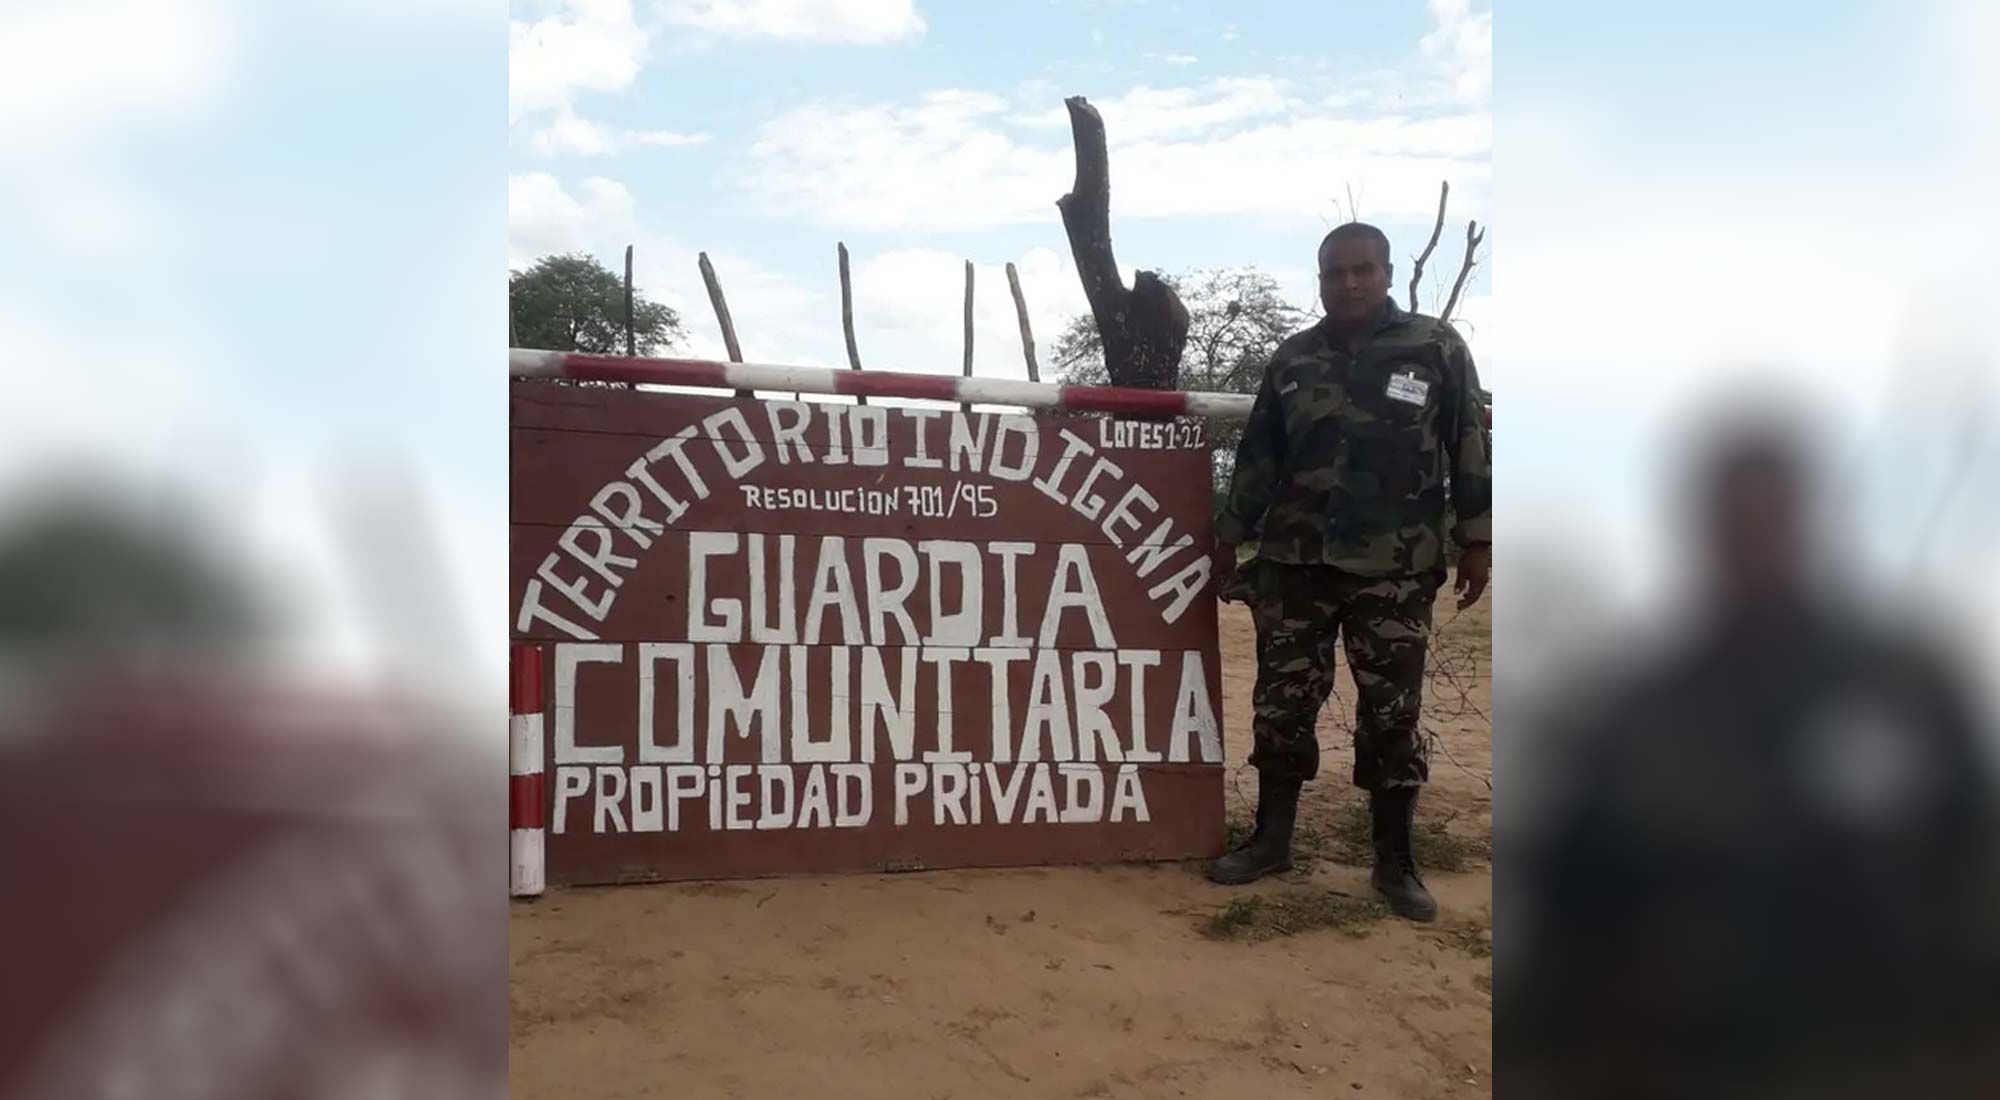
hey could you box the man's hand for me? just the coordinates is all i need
[1214,540,1257,603]
[1454,543,1490,610]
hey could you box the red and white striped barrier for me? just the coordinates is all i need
[510,349,1259,420]
[509,643,546,898]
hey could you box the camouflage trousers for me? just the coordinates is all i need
[1244,562,1436,790]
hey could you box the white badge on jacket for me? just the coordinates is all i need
[1385,371,1429,407]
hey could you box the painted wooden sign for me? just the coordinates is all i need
[510,380,1227,885]
[0,678,498,1098]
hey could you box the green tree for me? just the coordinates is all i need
[509,252,684,354]
[0,489,263,657]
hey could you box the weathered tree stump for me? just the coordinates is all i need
[1056,96,1189,391]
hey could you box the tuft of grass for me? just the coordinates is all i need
[1206,895,1266,938]
[1327,802,1489,873]
[1437,920,1493,959]
[1200,889,1390,942]
[1289,819,1332,871]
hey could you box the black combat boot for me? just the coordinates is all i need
[1207,776,1302,885]
[1370,786,1438,922]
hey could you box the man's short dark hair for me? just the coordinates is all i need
[1319,222,1392,271]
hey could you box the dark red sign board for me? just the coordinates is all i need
[510,380,1227,885]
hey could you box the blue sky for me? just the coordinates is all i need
[508,0,1495,386]
[1496,0,1998,623]
[0,0,507,697]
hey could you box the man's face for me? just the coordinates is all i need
[1319,237,1392,323]
[1706,459,1807,601]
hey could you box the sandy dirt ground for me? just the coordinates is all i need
[512,592,1493,1099]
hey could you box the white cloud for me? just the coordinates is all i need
[1016,77,1300,141]
[1492,84,2000,610]
[743,80,1490,232]
[509,0,650,122]
[14,172,179,267]
[509,0,719,159]
[508,172,640,262]
[523,105,710,156]
[1120,115,1489,220]
[0,303,228,477]
[850,246,1092,378]
[1421,0,1491,104]
[1911,0,2000,150]
[657,0,925,43]
[0,1,507,699]
[0,0,245,475]
[742,90,1068,233]
[512,0,924,157]
[619,129,711,150]
[1219,23,1239,43]
[0,0,237,146]
[1146,51,1199,66]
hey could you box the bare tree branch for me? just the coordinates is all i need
[1056,99,1120,325]
[1440,220,1486,324]
[837,242,866,405]
[1005,261,1040,383]
[1201,302,1245,388]
[1410,181,1449,312]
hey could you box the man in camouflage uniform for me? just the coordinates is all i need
[1206,222,1492,922]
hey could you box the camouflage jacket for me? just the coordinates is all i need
[1215,301,1492,577]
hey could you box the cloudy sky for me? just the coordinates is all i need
[1498,0,1998,624]
[508,0,1495,384]
[0,0,506,696]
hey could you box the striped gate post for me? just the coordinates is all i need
[509,643,546,898]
